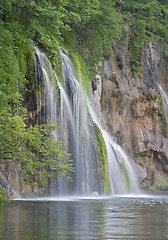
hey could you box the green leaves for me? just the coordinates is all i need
[1,0,168,76]
[65,0,123,76]
[115,0,168,74]
[0,48,20,110]
[0,111,73,188]
[0,188,10,206]
[0,2,78,190]
[0,0,101,64]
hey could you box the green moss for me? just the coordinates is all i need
[160,95,168,139]
[61,30,99,82]
[71,52,92,96]
[26,48,36,85]
[16,45,35,94]
[16,47,27,79]
[59,31,92,95]
[128,37,143,76]
[162,124,168,139]
[96,126,111,194]
[61,31,78,53]
[54,54,63,85]
[121,161,132,193]
[148,175,168,190]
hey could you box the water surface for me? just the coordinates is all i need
[1,194,168,240]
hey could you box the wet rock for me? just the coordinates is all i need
[96,41,168,188]
[0,161,44,199]
[92,81,97,91]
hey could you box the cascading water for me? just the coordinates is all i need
[35,48,57,124]
[56,49,100,195]
[158,84,168,124]
[35,48,100,195]
[87,99,139,194]
[35,47,140,196]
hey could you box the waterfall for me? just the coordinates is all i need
[87,100,139,194]
[35,48,57,124]
[35,47,139,196]
[158,84,168,125]
[56,49,100,195]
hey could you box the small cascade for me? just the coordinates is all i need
[34,47,140,196]
[87,99,139,194]
[158,84,168,124]
[35,48,57,124]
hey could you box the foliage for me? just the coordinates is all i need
[1,0,168,75]
[0,110,73,188]
[0,0,101,63]
[0,188,10,206]
[0,27,21,111]
[62,0,168,75]
[1,0,168,76]
[0,1,79,190]
[115,0,168,74]
[68,0,123,76]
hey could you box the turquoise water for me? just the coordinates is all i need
[1,194,168,240]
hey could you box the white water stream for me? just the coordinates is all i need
[87,98,139,194]
[158,84,168,124]
[35,47,139,196]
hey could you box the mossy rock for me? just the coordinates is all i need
[95,126,111,194]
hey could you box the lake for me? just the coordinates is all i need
[1,194,168,240]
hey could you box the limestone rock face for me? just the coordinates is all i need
[0,161,44,199]
[98,41,168,188]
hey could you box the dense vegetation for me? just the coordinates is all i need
[0,0,168,202]
[116,0,168,73]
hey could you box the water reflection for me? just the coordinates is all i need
[0,196,168,239]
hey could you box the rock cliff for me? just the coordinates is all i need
[92,41,168,189]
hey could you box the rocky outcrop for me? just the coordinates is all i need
[95,41,168,188]
[0,161,44,199]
